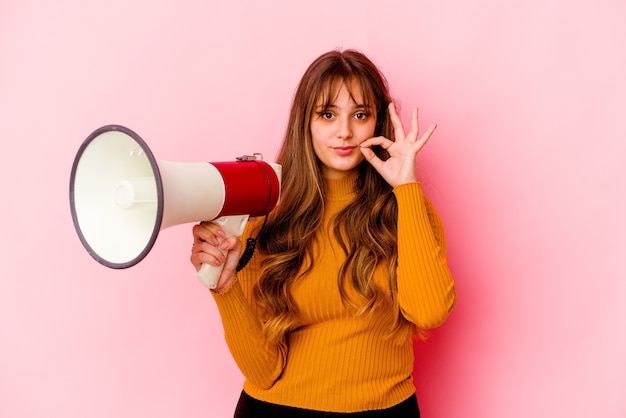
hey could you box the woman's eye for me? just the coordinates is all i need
[321,112,334,119]
[355,112,369,120]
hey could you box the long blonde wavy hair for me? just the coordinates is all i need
[253,50,412,345]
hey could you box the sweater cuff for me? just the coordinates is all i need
[392,182,424,203]
[210,278,248,316]
[210,276,238,296]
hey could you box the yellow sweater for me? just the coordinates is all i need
[211,178,456,413]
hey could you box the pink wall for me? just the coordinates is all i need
[1,1,625,417]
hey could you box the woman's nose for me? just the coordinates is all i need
[336,118,353,139]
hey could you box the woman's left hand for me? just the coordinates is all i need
[359,102,436,187]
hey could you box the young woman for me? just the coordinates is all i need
[190,49,456,417]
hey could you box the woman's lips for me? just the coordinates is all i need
[333,146,356,156]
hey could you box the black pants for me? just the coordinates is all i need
[234,391,420,418]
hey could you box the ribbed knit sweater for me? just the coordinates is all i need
[211,177,456,413]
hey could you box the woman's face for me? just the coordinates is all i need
[309,82,377,180]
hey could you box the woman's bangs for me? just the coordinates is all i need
[350,75,378,110]
[314,73,377,111]
[314,75,344,109]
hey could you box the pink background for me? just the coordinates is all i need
[1,1,625,417]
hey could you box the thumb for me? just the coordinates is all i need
[360,146,383,171]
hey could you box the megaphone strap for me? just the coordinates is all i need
[236,238,257,273]
[236,214,268,272]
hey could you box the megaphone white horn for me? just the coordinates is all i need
[69,125,281,288]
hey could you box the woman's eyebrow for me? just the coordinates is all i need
[316,103,369,110]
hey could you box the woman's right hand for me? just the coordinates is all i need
[190,221,242,292]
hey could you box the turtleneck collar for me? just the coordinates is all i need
[324,175,358,202]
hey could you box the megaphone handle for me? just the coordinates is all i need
[196,215,250,289]
[197,257,226,289]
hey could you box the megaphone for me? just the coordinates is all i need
[69,125,281,289]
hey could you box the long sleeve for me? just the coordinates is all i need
[394,182,456,329]
[210,223,287,389]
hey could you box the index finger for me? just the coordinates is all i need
[192,222,224,245]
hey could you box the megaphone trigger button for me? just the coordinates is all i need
[236,154,262,162]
